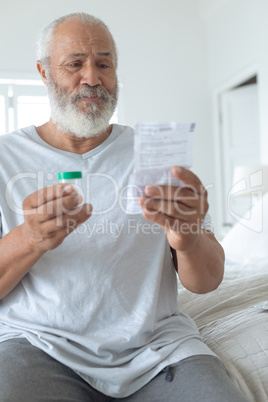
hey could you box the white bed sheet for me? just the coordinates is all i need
[177,259,268,402]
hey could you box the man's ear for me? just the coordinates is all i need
[37,60,48,85]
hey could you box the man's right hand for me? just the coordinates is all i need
[21,184,92,252]
[0,184,92,299]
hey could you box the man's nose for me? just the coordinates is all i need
[80,66,102,87]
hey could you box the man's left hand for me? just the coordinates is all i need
[139,166,209,252]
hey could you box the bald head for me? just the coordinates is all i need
[37,13,118,68]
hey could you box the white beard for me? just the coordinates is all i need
[46,75,118,139]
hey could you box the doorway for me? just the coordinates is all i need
[220,76,260,231]
[213,66,260,238]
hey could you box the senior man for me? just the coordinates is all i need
[0,13,249,402]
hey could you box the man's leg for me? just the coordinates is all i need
[116,355,250,402]
[0,338,111,402]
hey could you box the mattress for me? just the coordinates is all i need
[178,259,268,401]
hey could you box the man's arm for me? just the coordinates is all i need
[0,225,46,300]
[139,166,225,294]
[0,184,92,300]
[172,230,224,293]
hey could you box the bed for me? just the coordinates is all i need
[178,194,268,402]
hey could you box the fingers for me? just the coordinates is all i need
[139,196,196,219]
[144,166,207,204]
[141,188,208,219]
[24,203,93,251]
[23,184,74,210]
[141,208,185,232]
[22,184,93,252]
[23,184,85,222]
[139,166,209,235]
[171,166,203,192]
[39,203,93,235]
[144,185,202,208]
[36,193,84,222]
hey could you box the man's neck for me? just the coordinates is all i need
[35,120,113,154]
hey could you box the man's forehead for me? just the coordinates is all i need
[51,19,114,55]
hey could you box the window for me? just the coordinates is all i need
[17,95,50,129]
[0,78,119,135]
[0,79,50,135]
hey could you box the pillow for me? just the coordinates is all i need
[221,192,268,263]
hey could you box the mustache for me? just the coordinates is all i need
[71,86,110,102]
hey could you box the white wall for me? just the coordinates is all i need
[257,0,268,165]
[199,0,268,234]
[0,0,220,234]
[202,0,261,87]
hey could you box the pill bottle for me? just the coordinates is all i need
[57,171,83,204]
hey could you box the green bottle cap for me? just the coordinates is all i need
[57,171,82,180]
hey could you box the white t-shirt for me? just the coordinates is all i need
[0,124,215,398]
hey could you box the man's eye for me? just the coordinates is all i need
[99,64,109,68]
[67,62,81,67]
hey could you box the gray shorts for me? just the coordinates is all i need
[0,338,250,402]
